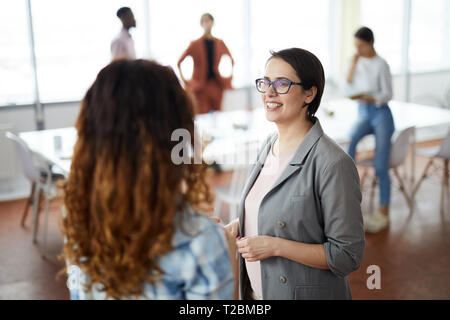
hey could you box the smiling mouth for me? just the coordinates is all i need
[266,102,283,110]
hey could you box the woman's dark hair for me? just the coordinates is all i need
[61,59,212,299]
[269,48,325,122]
[116,7,131,18]
[355,26,375,44]
[200,13,214,25]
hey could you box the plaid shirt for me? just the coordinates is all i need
[67,210,234,300]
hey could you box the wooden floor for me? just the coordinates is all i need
[0,145,449,300]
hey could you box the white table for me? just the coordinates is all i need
[19,99,450,177]
[20,127,76,175]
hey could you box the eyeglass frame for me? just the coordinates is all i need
[255,78,305,95]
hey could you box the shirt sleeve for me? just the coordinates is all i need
[320,155,365,278]
[111,39,128,61]
[178,41,194,67]
[183,219,235,299]
[373,60,393,106]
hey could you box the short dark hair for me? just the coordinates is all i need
[268,48,325,122]
[355,26,374,44]
[200,13,214,25]
[116,7,131,18]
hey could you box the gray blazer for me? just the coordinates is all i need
[238,118,365,300]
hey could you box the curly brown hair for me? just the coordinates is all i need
[61,59,212,299]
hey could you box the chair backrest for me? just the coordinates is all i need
[436,129,450,159]
[228,165,251,198]
[5,131,41,183]
[389,126,415,168]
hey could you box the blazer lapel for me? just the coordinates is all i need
[264,119,325,197]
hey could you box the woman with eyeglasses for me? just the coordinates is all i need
[345,26,395,233]
[224,48,365,300]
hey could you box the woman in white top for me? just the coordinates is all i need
[345,26,395,233]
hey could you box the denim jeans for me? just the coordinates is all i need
[347,102,395,206]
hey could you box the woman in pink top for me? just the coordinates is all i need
[225,48,364,300]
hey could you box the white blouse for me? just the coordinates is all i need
[343,55,393,107]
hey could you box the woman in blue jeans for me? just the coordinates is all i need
[345,27,395,233]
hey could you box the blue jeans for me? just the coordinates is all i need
[347,102,395,206]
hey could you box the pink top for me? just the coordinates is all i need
[244,140,295,298]
[111,28,136,60]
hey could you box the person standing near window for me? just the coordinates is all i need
[177,13,234,114]
[111,7,136,61]
[345,27,395,233]
[225,48,365,300]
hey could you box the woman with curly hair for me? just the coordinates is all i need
[62,59,235,300]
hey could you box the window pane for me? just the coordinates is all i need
[0,0,35,106]
[250,0,331,81]
[410,0,450,72]
[149,0,246,87]
[360,0,403,74]
[31,0,146,103]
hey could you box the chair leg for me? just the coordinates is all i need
[412,158,434,197]
[32,185,41,243]
[21,182,36,227]
[360,168,368,190]
[42,193,51,259]
[369,174,377,214]
[229,204,238,223]
[441,159,449,215]
[393,167,413,211]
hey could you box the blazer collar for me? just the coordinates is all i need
[238,118,324,235]
[287,117,324,166]
[262,118,323,193]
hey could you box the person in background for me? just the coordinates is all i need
[177,13,234,114]
[111,7,136,61]
[225,48,365,300]
[345,26,395,233]
[62,59,235,300]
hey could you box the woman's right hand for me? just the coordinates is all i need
[224,218,239,239]
[352,53,361,65]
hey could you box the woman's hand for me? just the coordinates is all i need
[352,53,361,65]
[355,95,376,103]
[237,236,278,262]
[224,219,239,239]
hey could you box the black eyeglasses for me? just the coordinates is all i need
[255,78,304,94]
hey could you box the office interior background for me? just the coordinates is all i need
[0,0,449,300]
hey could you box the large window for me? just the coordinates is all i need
[249,0,331,81]
[30,0,147,103]
[2,0,449,108]
[409,0,450,72]
[0,1,35,106]
[360,0,404,74]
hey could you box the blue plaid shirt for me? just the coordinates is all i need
[67,210,234,300]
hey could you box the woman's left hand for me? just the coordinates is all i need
[356,96,376,103]
[237,236,278,262]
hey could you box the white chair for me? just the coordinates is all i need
[358,127,416,213]
[5,131,62,258]
[213,165,251,224]
[212,138,259,224]
[412,129,450,214]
